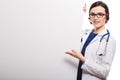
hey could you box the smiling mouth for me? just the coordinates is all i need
[93,21,100,24]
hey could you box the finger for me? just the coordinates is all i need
[65,51,72,54]
[71,50,77,53]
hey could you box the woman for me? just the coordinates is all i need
[65,1,116,80]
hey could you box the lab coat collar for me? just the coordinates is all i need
[84,28,109,44]
[97,28,108,36]
[85,28,108,36]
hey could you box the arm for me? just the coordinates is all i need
[65,50,86,63]
[81,37,116,78]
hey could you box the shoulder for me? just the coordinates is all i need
[107,31,116,46]
[106,33,116,53]
[109,35,116,43]
[108,29,116,41]
[80,29,91,37]
[82,29,91,34]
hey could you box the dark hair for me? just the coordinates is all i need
[89,1,109,23]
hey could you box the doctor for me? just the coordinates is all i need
[65,1,116,80]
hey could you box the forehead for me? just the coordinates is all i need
[90,6,105,13]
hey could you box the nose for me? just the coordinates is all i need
[94,15,99,19]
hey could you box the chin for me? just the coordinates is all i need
[93,25,100,28]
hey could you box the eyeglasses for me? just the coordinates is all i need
[89,12,106,18]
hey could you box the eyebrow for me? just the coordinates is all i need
[90,12,106,14]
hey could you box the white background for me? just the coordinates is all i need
[0,0,119,80]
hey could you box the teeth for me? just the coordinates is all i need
[94,22,98,24]
[94,21,99,24]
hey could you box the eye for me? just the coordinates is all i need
[89,12,106,18]
[97,13,105,16]
[90,13,95,16]
[90,13,95,15]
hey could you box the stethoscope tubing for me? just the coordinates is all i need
[81,29,110,55]
[100,29,110,42]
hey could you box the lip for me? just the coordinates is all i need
[93,20,100,25]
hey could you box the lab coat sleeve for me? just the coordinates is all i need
[79,30,85,50]
[81,37,116,78]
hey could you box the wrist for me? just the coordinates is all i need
[79,56,86,63]
[82,57,86,63]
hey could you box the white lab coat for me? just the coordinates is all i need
[79,29,116,80]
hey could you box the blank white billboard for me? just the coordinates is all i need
[0,0,119,80]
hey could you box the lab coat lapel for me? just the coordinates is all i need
[82,29,91,45]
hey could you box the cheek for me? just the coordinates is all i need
[101,18,106,24]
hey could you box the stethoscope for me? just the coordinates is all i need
[96,29,110,55]
[81,29,110,43]
[81,29,110,55]
[100,29,110,43]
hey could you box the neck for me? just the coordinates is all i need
[93,26,105,34]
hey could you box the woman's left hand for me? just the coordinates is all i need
[65,50,86,63]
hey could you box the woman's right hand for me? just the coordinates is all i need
[83,3,86,13]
